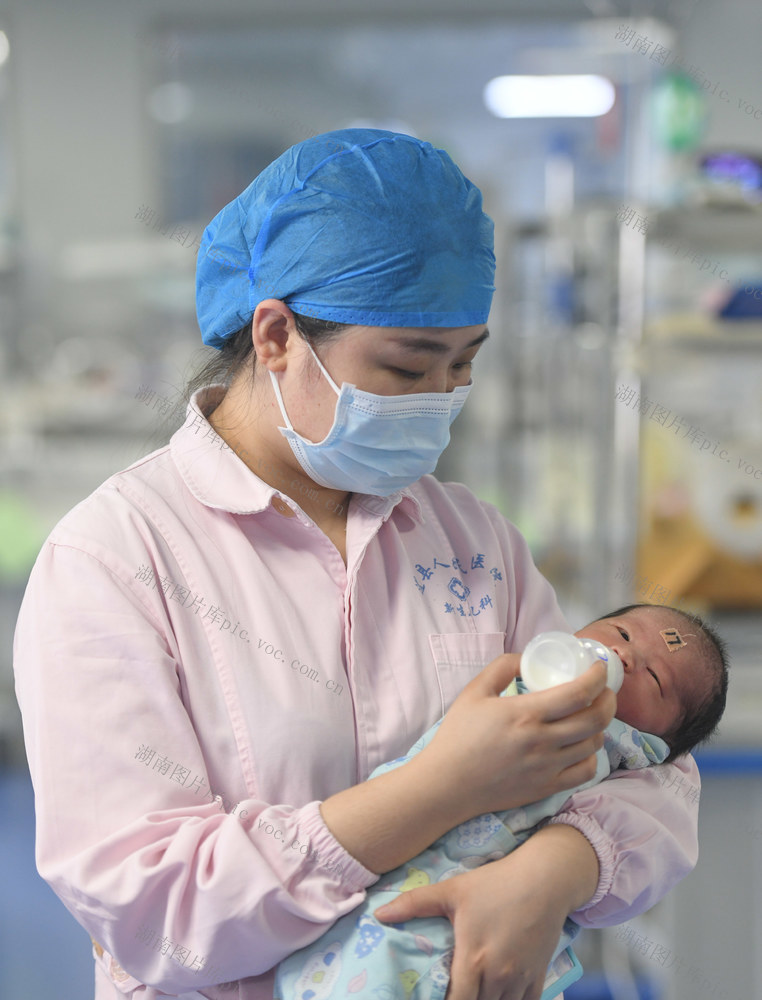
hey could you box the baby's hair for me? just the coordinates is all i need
[596,603,729,763]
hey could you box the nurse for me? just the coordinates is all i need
[13,129,699,1000]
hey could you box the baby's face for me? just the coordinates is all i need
[574,606,709,737]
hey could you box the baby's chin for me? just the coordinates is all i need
[613,690,661,736]
[613,697,638,729]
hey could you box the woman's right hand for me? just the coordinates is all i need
[415,652,616,823]
[319,651,615,874]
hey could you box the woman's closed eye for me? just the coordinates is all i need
[392,359,474,380]
[389,365,475,387]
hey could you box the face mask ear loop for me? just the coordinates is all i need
[268,369,296,431]
[269,339,342,433]
[304,340,341,395]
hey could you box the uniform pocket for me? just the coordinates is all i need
[428,632,506,715]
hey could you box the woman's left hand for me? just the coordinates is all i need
[373,823,599,1000]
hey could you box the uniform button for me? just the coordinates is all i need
[271,496,296,517]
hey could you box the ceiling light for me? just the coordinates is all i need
[484,74,615,118]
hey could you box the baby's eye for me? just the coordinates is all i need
[616,626,630,641]
[648,668,662,691]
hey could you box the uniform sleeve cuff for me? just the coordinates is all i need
[547,814,616,912]
[299,800,381,894]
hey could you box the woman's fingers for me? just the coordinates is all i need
[527,661,611,721]
[416,653,617,818]
[537,684,617,747]
[463,652,522,698]
[463,654,614,732]
[378,859,572,1000]
[555,751,605,791]
[373,884,448,925]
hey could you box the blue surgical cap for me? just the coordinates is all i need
[196,128,496,349]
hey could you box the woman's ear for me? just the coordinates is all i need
[252,300,297,373]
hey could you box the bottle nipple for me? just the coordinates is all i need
[520,631,623,693]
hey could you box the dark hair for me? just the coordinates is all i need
[142,311,353,451]
[595,603,729,763]
[181,311,352,405]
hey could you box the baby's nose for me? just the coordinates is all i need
[612,645,633,673]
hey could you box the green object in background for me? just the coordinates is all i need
[651,71,706,152]
[481,487,543,553]
[0,491,45,583]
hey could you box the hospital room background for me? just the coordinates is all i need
[0,0,760,996]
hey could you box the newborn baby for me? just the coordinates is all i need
[274,603,728,1000]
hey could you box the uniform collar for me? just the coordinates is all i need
[171,385,424,523]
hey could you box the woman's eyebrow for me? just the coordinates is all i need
[389,328,490,355]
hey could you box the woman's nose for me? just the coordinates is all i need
[416,367,461,395]
[423,374,451,394]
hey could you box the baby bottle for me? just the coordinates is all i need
[520,632,624,693]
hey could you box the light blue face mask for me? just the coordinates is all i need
[268,343,472,497]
